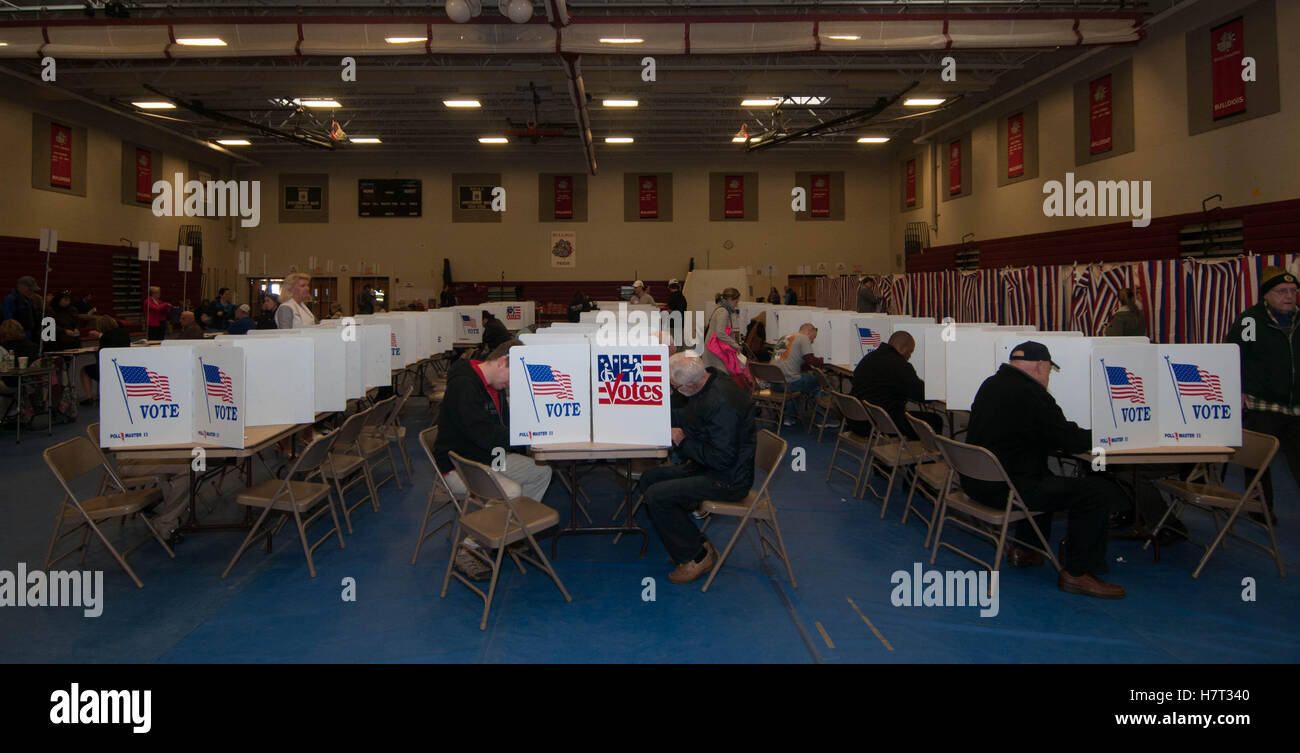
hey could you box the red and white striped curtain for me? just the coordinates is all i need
[815,276,858,310]
[1186,259,1241,345]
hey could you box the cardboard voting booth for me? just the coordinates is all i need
[775,308,833,359]
[1091,344,1161,449]
[357,314,415,370]
[943,329,1006,411]
[350,323,392,389]
[1157,344,1242,447]
[479,301,534,330]
[590,346,671,446]
[509,343,591,445]
[192,345,247,447]
[228,329,348,412]
[225,336,315,426]
[428,310,456,353]
[829,313,892,367]
[98,346,198,449]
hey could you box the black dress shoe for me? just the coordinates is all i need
[1007,547,1045,567]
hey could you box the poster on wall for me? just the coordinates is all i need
[135,149,153,203]
[1007,113,1025,178]
[724,175,745,218]
[810,174,830,217]
[1089,74,1114,154]
[948,140,962,195]
[904,159,917,207]
[50,123,73,188]
[554,175,574,219]
[638,175,659,218]
[283,185,323,211]
[591,346,671,446]
[1210,17,1246,120]
[509,343,591,445]
[550,230,576,269]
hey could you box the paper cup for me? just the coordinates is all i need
[16,357,29,369]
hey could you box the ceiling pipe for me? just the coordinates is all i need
[548,0,596,175]
[912,0,1203,144]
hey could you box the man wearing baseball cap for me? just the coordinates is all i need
[2,275,41,341]
[628,280,656,306]
[963,341,1126,599]
[1227,266,1300,524]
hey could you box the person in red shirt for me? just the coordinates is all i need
[144,286,171,341]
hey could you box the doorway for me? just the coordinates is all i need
[308,276,339,320]
[350,276,390,314]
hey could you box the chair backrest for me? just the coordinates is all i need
[862,400,902,439]
[813,368,833,392]
[749,361,786,386]
[829,390,871,424]
[422,426,468,508]
[388,384,415,424]
[1232,429,1279,472]
[364,395,397,428]
[933,434,1010,485]
[85,422,99,445]
[332,408,371,448]
[754,429,788,494]
[448,451,513,504]
[44,436,119,497]
[286,431,337,480]
[906,413,942,454]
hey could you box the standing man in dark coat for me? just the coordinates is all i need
[963,341,1126,600]
[848,331,941,439]
[856,277,880,313]
[666,279,688,345]
[1226,266,1300,523]
[639,354,756,584]
[356,283,376,315]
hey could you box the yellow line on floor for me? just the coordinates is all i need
[846,596,894,651]
[814,621,835,650]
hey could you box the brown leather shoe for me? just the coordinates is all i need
[668,544,717,585]
[1007,547,1044,568]
[1058,571,1126,600]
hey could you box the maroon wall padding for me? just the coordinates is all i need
[0,234,203,330]
[908,197,1300,273]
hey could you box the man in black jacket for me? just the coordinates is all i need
[433,338,551,502]
[480,310,512,353]
[848,331,941,439]
[639,353,756,584]
[963,341,1126,599]
[1226,266,1299,523]
[666,279,688,345]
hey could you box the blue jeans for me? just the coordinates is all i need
[639,463,748,564]
[776,372,818,395]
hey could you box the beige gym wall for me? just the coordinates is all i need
[891,0,1300,252]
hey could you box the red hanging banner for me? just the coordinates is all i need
[1089,74,1113,155]
[1007,113,1024,178]
[1210,17,1246,120]
[904,159,917,208]
[553,175,573,219]
[135,148,154,203]
[724,175,745,218]
[810,174,830,217]
[948,140,962,195]
[638,175,658,219]
[50,123,72,188]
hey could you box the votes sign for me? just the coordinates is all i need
[596,353,664,406]
[591,346,670,446]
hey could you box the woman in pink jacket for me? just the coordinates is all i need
[144,285,171,341]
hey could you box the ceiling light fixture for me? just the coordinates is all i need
[904,98,946,106]
[385,37,428,44]
[132,101,176,110]
[349,137,382,144]
[443,99,482,108]
[293,98,342,108]
[741,98,780,107]
[605,137,634,144]
[603,99,639,108]
[215,139,251,146]
[176,38,227,46]
[478,137,509,144]
[825,35,861,41]
[599,38,644,44]
[857,136,890,144]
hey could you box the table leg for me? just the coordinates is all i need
[46,371,52,435]
[550,458,650,558]
[14,373,20,444]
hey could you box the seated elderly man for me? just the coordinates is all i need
[848,330,942,440]
[963,341,1125,599]
[639,353,756,584]
[178,310,204,340]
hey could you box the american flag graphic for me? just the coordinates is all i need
[120,366,172,402]
[1170,362,1223,402]
[391,332,398,347]
[460,314,477,327]
[641,353,662,374]
[1104,366,1145,403]
[506,305,521,320]
[525,363,574,399]
[858,327,881,348]
[202,364,234,404]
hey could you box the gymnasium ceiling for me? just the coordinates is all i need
[0,1,1181,168]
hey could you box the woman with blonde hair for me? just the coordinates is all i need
[144,285,171,341]
[275,272,317,329]
[1105,287,1146,337]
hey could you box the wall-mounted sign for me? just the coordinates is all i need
[359,178,421,217]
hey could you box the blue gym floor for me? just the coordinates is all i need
[1,400,1297,664]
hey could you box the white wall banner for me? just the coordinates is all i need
[193,345,246,448]
[1157,344,1242,447]
[591,345,671,446]
[98,346,194,448]
[509,343,590,445]
[1091,344,1161,449]
[550,230,576,268]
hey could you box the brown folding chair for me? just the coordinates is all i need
[699,430,796,592]
[222,432,346,580]
[43,437,175,588]
[364,384,415,485]
[358,394,403,494]
[321,409,381,534]
[409,426,468,565]
[1150,429,1284,578]
[749,361,796,435]
[929,434,1060,583]
[860,400,927,518]
[443,452,571,630]
[903,413,955,547]
[825,391,873,497]
[806,368,839,442]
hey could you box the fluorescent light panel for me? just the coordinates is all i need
[385,36,427,44]
[478,137,508,144]
[605,137,634,144]
[349,137,382,144]
[599,38,644,44]
[904,98,946,106]
[132,101,176,110]
[857,136,890,143]
[825,34,861,41]
[443,99,481,108]
[293,98,341,108]
[215,139,251,146]
[176,37,227,46]
[741,98,780,107]
[602,99,639,108]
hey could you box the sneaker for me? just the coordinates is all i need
[454,548,491,582]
